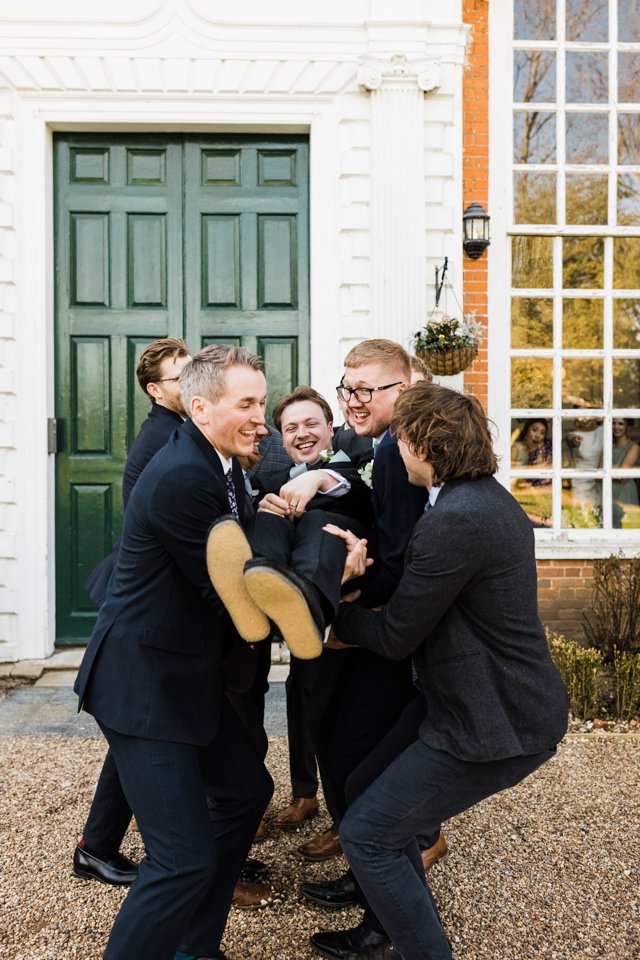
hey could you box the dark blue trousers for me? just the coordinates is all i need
[340,698,555,960]
[98,697,273,960]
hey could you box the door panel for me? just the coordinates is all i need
[55,133,309,643]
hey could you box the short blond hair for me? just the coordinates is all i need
[343,339,411,381]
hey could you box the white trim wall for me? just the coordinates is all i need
[0,1,469,660]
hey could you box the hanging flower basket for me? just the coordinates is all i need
[412,312,482,377]
[415,342,479,377]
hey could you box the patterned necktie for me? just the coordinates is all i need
[225,469,240,520]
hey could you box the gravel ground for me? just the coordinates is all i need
[0,733,638,960]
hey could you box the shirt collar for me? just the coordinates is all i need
[215,449,233,474]
[429,483,443,508]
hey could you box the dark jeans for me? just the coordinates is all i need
[98,698,273,960]
[340,714,556,960]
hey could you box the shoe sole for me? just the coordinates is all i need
[296,846,342,863]
[206,519,270,643]
[244,566,323,660]
[300,890,358,909]
[72,866,134,887]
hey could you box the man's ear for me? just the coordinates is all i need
[190,394,207,423]
[146,382,161,402]
[397,381,409,394]
[417,444,429,462]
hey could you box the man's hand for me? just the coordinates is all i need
[323,523,374,583]
[257,492,295,519]
[278,472,326,518]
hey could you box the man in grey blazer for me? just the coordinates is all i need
[322,382,569,960]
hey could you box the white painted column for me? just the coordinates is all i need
[358,55,441,343]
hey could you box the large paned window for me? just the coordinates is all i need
[510,0,640,536]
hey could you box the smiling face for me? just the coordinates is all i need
[280,399,334,465]
[342,362,407,438]
[191,365,267,460]
[612,418,630,441]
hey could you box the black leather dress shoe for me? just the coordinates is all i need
[300,870,359,907]
[73,844,138,886]
[310,923,388,960]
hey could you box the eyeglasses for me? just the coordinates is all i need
[157,376,181,383]
[335,381,403,404]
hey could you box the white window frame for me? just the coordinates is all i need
[489,0,640,558]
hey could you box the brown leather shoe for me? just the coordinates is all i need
[420,831,448,872]
[274,796,319,828]
[253,818,267,842]
[296,827,342,862]
[231,880,272,910]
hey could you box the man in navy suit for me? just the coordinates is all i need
[76,338,191,886]
[74,345,273,960]
[328,382,569,960]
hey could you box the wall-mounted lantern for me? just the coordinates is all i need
[463,202,490,259]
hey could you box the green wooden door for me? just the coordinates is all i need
[55,133,309,644]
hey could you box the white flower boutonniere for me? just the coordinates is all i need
[358,461,374,489]
[318,449,334,464]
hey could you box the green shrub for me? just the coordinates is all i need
[546,630,604,720]
[612,647,640,721]
[583,554,640,662]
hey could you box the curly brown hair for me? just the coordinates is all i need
[391,382,498,485]
[271,386,334,433]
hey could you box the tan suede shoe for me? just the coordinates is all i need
[274,796,320,828]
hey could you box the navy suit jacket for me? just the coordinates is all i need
[75,419,250,746]
[336,476,569,761]
[122,403,184,507]
[356,431,428,607]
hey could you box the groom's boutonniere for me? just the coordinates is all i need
[318,449,334,463]
[358,461,374,489]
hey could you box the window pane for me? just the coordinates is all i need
[512,297,553,347]
[619,53,640,103]
[514,171,557,223]
[562,417,604,526]
[614,238,640,289]
[512,480,553,527]
[617,174,640,226]
[566,113,608,164]
[566,174,608,225]
[614,299,640,348]
[612,417,640,528]
[512,358,554,407]
[613,359,640,408]
[511,416,554,467]
[619,0,640,41]
[514,111,556,163]
[514,0,556,39]
[562,358,604,408]
[562,298,603,349]
[514,51,556,102]
[566,0,608,40]
[618,114,640,164]
[562,481,603,528]
[566,52,608,103]
[563,237,604,288]
[512,236,553,287]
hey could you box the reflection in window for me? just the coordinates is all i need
[562,417,604,528]
[514,111,556,163]
[618,115,640,164]
[617,174,640,226]
[514,171,556,223]
[562,359,604,408]
[562,298,603,349]
[514,0,556,40]
[514,50,557,102]
[614,238,640,289]
[511,358,554,407]
[512,480,553,527]
[566,113,609,164]
[512,236,553,287]
[619,1,640,41]
[566,173,608,225]
[613,300,640,348]
[619,52,640,102]
[512,298,553,348]
[613,359,640,408]
[511,417,553,468]
[566,52,608,103]
[566,0,608,40]
[563,237,604,289]
[612,418,640,529]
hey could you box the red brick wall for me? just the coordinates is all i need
[536,560,594,642]
[462,0,489,409]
